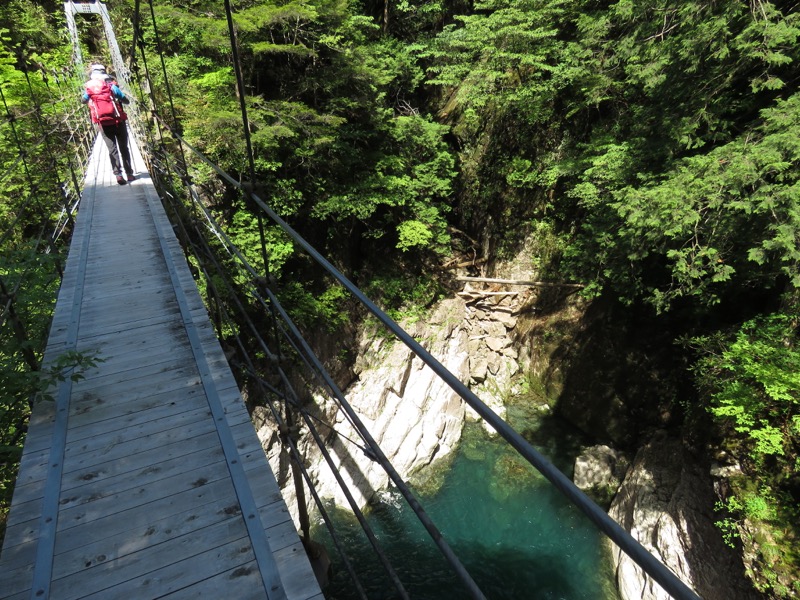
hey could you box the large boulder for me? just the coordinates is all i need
[609,431,759,600]
[574,444,630,508]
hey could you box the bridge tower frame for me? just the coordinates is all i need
[63,0,130,91]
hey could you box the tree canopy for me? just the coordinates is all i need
[1,0,798,593]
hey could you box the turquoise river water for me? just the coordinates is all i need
[314,410,620,600]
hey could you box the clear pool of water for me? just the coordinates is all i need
[314,415,619,600]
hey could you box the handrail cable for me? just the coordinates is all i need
[149,106,486,596]
[150,150,379,454]
[19,65,70,273]
[189,258,371,598]
[39,70,86,233]
[226,351,370,600]
[163,189,375,459]
[145,0,186,161]
[149,111,701,600]
[152,172,402,599]
[21,65,67,201]
[125,3,700,598]
[0,103,92,186]
[157,174,380,466]
[0,83,37,195]
[143,126,409,594]
[221,0,272,278]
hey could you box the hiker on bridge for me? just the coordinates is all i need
[81,63,134,185]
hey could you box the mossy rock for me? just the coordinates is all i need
[488,451,542,502]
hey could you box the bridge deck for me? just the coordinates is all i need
[0,136,321,600]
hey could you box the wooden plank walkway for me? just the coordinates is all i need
[0,135,322,600]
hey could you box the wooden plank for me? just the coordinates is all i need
[68,374,206,417]
[75,344,196,383]
[257,507,295,553]
[54,462,239,534]
[0,537,36,572]
[11,439,223,508]
[1,133,320,600]
[67,356,204,393]
[65,389,203,444]
[0,557,35,598]
[4,446,50,491]
[0,495,43,548]
[62,444,226,500]
[60,417,219,477]
[45,310,182,346]
[67,385,207,430]
[62,436,223,495]
[53,319,184,353]
[51,489,248,581]
[9,423,228,528]
[49,522,252,600]
[155,559,265,600]
[71,301,176,325]
[274,541,322,600]
[63,404,212,462]
[52,476,247,556]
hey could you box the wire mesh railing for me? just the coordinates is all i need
[0,59,95,542]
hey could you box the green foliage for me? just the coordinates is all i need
[312,114,454,253]
[362,271,445,322]
[692,310,800,595]
[40,350,104,394]
[713,478,798,596]
[425,0,800,302]
[0,3,91,545]
[695,313,799,461]
[594,93,800,310]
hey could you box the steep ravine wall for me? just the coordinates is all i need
[248,257,758,600]
[575,435,759,600]
[252,286,530,517]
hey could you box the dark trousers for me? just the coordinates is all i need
[98,121,132,176]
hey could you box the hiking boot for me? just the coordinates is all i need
[116,174,126,185]
[126,173,136,182]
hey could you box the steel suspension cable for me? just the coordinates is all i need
[21,65,65,188]
[154,173,388,592]
[0,83,37,197]
[221,0,271,276]
[20,65,74,247]
[150,115,487,600]
[132,7,698,596]
[155,185,385,599]
[152,161,376,455]
[146,0,187,168]
[168,199,371,457]
[43,68,90,223]
[220,0,291,458]
[153,115,700,600]
[226,328,369,600]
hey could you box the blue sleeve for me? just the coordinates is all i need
[111,84,125,100]
[81,91,89,103]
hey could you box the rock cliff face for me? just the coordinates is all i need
[608,431,759,600]
[574,444,630,508]
[301,299,470,509]
[253,287,532,516]
[252,299,464,516]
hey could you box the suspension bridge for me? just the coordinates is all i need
[1,121,320,600]
[0,2,704,599]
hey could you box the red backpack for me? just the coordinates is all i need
[86,79,126,125]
